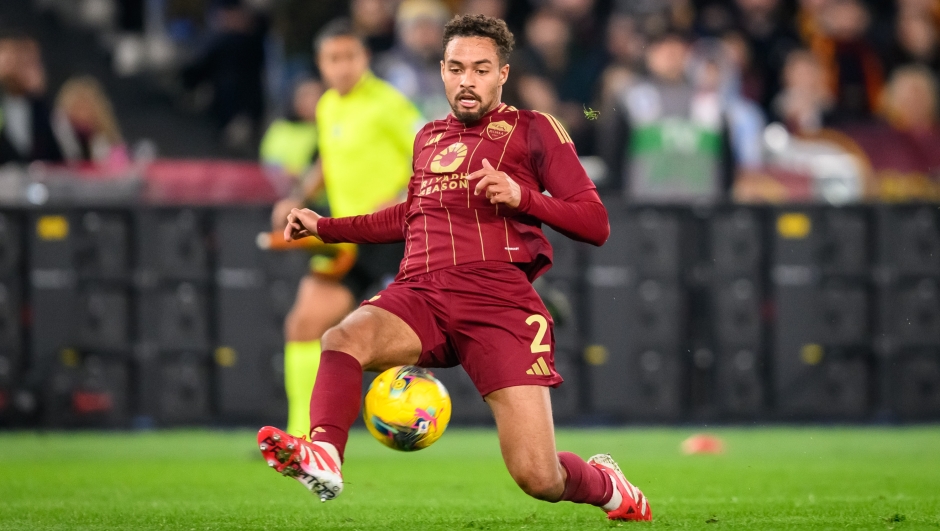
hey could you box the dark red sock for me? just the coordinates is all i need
[557,452,614,506]
[308,350,363,462]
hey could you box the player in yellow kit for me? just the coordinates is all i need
[272,18,423,436]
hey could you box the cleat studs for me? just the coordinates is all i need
[293,454,301,463]
[272,434,281,442]
[267,459,276,467]
[259,444,267,451]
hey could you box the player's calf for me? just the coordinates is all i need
[508,461,566,501]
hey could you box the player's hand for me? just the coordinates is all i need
[284,208,322,242]
[271,198,302,231]
[471,158,522,208]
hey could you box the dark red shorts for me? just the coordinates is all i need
[363,261,563,396]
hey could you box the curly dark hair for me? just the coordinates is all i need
[442,14,515,65]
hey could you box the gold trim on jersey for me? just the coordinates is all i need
[424,132,444,146]
[536,112,573,144]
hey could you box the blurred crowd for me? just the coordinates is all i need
[5,0,940,202]
[0,31,129,171]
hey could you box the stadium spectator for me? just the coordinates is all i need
[806,0,884,122]
[598,31,732,199]
[688,40,766,169]
[351,0,397,54]
[374,0,452,120]
[0,34,63,165]
[509,8,604,152]
[720,30,765,106]
[181,0,267,153]
[884,9,940,74]
[269,0,346,113]
[459,0,507,20]
[839,65,940,199]
[52,76,131,171]
[732,0,801,111]
[613,0,694,38]
[596,12,645,105]
[546,0,603,51]
[772,49,834,133]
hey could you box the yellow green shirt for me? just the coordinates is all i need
[316,71,423,217]
[259,119,318,177]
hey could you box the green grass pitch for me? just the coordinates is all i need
[1,427,938,530]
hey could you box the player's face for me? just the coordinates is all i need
[441,36,509,123]
[317,36,370,95]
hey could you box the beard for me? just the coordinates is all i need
[449,89,491,123]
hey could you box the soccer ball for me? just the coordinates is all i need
[363,366,451,451]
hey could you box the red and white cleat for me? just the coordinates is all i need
[588,453,652,521]
[257,426,343,502]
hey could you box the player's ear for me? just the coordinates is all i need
[440,60,445,80]
[498,63,509,87]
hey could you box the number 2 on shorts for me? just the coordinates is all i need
[525,314,551,353]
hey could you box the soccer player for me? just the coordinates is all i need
[272,19,423,437]
[258,14,652,522]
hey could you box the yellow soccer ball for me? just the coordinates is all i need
[363,366,451,451]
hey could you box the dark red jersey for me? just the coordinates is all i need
[317,103,610,281]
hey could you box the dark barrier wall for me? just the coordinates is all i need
[1,201,939,428]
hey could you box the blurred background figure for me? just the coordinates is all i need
[733,0,800,111]
[598,31,731,199]
[260,78,324,195]
[352,0,397,54]
[374,0,451,120]
[459,0,507,20]
[688,40,766,170]
[597,12,646,106]
[806,0,884,123]
[509,8,604,152]
[546,0,603,52]
[772,49,835,134]
[268,0,346,115]
[0,34,63,165]
[885,9,940,73]
[839,65,940,200]
[52,76,130,171]
[182,0,267,154]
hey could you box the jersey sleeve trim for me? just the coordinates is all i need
[535,112,572,144]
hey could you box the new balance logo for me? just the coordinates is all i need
[526,357,551,376]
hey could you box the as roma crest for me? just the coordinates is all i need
[486,120,513,141]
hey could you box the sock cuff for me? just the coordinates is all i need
[320,350,363,374]
[557,451,614,507]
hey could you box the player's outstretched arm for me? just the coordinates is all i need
[313,201,409,244]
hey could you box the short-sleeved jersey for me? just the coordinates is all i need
[317,71,423,217]
[398,103,596,281]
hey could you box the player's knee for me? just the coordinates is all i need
[512,468,564,502]
[321,324,372,367]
